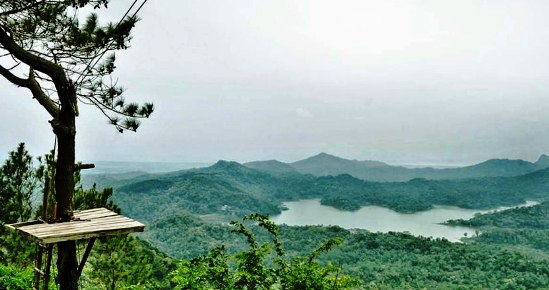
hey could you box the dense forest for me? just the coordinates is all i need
[101,159,549,225]
[3,144,549,289]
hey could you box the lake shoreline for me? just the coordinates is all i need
[271,199,539,242]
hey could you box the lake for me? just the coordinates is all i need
[271,199,538,242]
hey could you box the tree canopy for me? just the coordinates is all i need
[0,1,153,131]
[0,2,153,289]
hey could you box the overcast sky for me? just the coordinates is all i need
[2,0,549,165]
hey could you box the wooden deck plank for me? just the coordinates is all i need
[42,225,144,244]
[15,215,132,232]
[74,208,110,215]
[4,208,145,244]
[74,209,118,219]
[40,223,144,237]
[74,210,118,220]
[26,219,141,235]
[38,222,144,238]
[73,208,112,217]
[27,220,140,236]
[23,217,135,234]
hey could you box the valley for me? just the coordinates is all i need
[75,153,549,288]
[85,153,549,227]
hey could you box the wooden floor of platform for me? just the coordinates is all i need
[5,208,145,244]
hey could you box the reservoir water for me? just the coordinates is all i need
[271,199,538,242]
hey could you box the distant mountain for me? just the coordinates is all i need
[243,160,297,175]
[84,161,211,174]
[104,159,549,229]
[535,154,549,169]
[112,160,308,225]
[80,171,152,189]
[244,153,549,182]
[291,152,388,173]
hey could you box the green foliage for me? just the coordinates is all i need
[446,201,549,230]
[81,160,549,289]
[147,211,549,290]
[0,0,154,132]
[73,183,120,213]
[315,172,549,213]
[171,247,232,290]
[171,214,360,290]
[0,264,34,290]
[85,235,175,290]
[445,201,549,255]
[0,143,37,266]
[0,264,57,290]
[0,143,36,223]
[334,231,549,289]
[140,211,245,258]
[110,161,549,238]
[71,177,175,290]
[113,162,288,226]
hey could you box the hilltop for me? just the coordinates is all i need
[245,152,549,182]
[108,160,549,226]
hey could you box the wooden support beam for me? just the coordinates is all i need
[43,245,53,290]
[76,238,96,278]
[75,163,95,170]
[33,244,43,289]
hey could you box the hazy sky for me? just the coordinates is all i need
[2,0,549,165]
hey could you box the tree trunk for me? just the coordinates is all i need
[54,86,78,290]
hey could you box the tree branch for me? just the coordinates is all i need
[29,70,60,117]
[0,25,67,86]
[0,64,59,117]
[0,3,38,17]
[0,63,28,87]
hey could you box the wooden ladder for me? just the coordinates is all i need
[33,243,53,290]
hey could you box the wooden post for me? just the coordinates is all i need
[34,175,52,290]
[43,244,53,289]
[33,245,43,290]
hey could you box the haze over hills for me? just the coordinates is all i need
[105,159,549,228]
[245,152,549,182]
[82,153,549,184]
[85,161,211,174]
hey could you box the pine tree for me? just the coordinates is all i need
[0,143,37,266]
[0,2,153,289]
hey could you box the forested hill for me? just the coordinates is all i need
[6,144,549,289]
[83,157,549,289]
[443,200,549,258]
[446,200,549,230]
[108,160,549,227]
[245,152,549,182]
[112,160,307,224]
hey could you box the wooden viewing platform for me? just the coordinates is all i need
[5,207,145,244]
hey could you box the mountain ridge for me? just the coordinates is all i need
[108,159,549,227]
[245,153,549,182]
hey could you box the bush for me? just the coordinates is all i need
[171,214,360,290]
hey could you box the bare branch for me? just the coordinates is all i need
[0,62,28,87]
[28,69,60,117]
[0,25,67,85]
[7,60,20,70]
[0,63,59,117]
